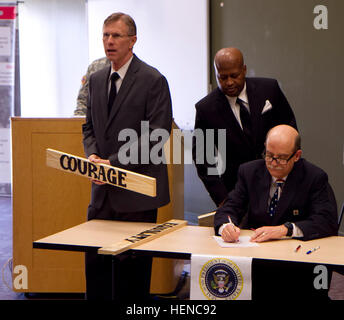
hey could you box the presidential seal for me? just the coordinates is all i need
[199,258,244,300]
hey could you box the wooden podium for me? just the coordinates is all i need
[11,117,184,294]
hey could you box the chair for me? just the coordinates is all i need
[333,201,344,276]
[197,210,249,228]
[338,201,344,227]
[197,211,216,227]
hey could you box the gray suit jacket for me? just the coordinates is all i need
[82,55,172,212]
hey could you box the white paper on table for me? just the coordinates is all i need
[213,236,259,248]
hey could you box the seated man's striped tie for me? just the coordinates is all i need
[268,179,285,217]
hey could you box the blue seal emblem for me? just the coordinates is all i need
[199,258,244,300]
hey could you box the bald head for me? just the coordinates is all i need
[214,48,246,97]
[266,125,300,152]
[265,125,302,179]
[214,47,245,70]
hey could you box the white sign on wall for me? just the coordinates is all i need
[0,128,10,183]
[0,62,14,85]
[0,26,11,56]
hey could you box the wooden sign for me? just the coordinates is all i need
[99,219,187,255]
[46,148,156,197]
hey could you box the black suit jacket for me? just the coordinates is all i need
[82,55,172,212]
[193,77,297,206]
[214,159,338,241]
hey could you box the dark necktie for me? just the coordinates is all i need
[268,180,285,217]
[108,72,120,115]
[236,98,252,138]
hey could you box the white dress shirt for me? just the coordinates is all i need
[225,82,250,130]
[108,55,134,94]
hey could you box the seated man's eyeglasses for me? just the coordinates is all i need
[262,150,297,165]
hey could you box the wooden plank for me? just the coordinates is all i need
[46,148,156,197]
[98,219,187,255]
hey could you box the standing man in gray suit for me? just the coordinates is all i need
[82,12,172,300]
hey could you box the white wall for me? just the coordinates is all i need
[18,0,88,117]
[87,0,209,129]
[17,0,208,128]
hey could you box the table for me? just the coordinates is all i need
[34,220,344,299]
[131,225,344,265]
[34,219,156,253]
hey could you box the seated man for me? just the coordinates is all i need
[215,124,338,242]
[214,124,338,300]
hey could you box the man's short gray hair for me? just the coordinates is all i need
[103,12,136,36]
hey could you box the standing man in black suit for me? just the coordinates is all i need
[82,12,172,300]
[214,125,338,300]
[193,47,297,207]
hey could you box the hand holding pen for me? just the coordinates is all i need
[221,216,241,243]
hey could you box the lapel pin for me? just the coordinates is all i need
[293,209,299,216]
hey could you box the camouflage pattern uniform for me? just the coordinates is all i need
[74,57,111,116]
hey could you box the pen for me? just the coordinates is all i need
[227,215,234,226]
[306,246,320,254]
[227,216,239,242]
[294,245,301,252]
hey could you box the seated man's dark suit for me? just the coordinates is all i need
[215,158,338,299]
[193,77,297,206]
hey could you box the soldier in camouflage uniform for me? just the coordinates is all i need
[73,57,110,116]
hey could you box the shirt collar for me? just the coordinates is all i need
[226,82,248,104]
[110,55,134,80]
[238,82,248,103]
[272,176,288,185]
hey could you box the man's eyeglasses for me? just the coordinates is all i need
[262,150,297,165]
[103,32,135,40]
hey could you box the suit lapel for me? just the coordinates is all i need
[255,165,271,218]
[246,78,264,149]
[106,55,139,130]
[96,66,111,129]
